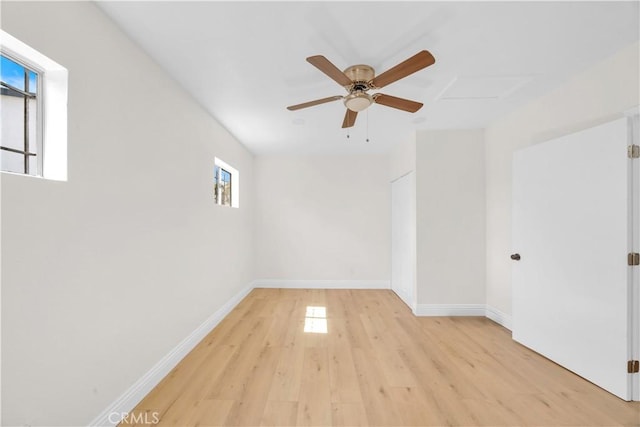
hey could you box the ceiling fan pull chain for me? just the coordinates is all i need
[366,110,370,142]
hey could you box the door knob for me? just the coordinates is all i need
[510,253,521,261]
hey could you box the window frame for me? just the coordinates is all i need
[1,30,68,181]
[214,157,239,208]
[215,166,232,207]
[1,51,44,176]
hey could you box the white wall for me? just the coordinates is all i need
[389,132,416,182]
[1,3,254,425]
[416,129,486,305]
[254,155,390,282]
[0,107,3,425]
[485,41,640,316]
[389,133,417,309]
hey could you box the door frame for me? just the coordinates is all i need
[390,171,417,312]
[627,107,640,401]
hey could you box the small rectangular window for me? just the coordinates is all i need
[215,167,232,206]
[1,54,41,176]
[1,30,68,181]
[214,157,239,208]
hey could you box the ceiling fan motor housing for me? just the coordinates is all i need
[343,64,375,112]
[343,64,375,84]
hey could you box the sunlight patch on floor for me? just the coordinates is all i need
[304,306,327,333]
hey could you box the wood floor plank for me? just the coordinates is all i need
[207,318,272,400]
[327,329,362,403]
[351,347,402,426]
[266,319,305,402]
[129,344,237,425]
[341,310,373,351]
[388,386,449,426]
[296,346,332,426]
[325,289,350,318]
[260,401,298,426]
[223,400,268,426]
[359,312,418,387]
[236,345,281,403]
[156,399,233,427]
[122,289,640,427]
[330,402,369,426]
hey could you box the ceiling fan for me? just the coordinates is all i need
[287,50,435,128]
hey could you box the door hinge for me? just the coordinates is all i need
[628,253,640,266]
[628,145,640,158]
[628,360,639,373]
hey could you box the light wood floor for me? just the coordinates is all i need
[123,289,640,426]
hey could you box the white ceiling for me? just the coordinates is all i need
[97,1,639,155]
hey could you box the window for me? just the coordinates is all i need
[1,30,68,180]
[214,157,239,208]
[1,54,40,176]
[215,167,232,206]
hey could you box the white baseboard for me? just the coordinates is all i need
[88,284,253,427]
[414,303,486,316]
[252,279,390,289]
[485,305,513,330]
[414,303,513,331]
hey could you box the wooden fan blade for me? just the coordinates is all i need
[342,109,358,128]
[307,55,353,87]
[371,50,435,89]
[287,95,343,111]
[374,94,423,113]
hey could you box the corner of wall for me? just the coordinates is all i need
[485,305,513,330]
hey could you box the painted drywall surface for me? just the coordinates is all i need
[389,134,417,309]
[0,118,3,426]
[254,155,390,281]
[416,130,486,305]
[485,41,640,316]
[1,2,253,425]
[389,132,416,182]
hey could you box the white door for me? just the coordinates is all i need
[391,172,415,310]
[512,117,634,400]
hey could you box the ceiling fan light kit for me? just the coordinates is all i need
[344,92,372,112]
[287,50,435,128]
